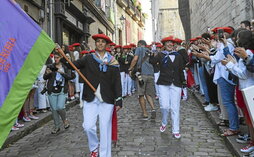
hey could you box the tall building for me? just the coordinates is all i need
[151,0,185,42]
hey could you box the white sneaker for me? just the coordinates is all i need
[204,104,218,111]
[79,103,83,108]
[29,115,39,120]
[173,133,181,139]
[11,126,19,131]
[160,125,166,132]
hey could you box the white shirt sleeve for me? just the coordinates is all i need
[74,51,79,61]
[225,61,247,80]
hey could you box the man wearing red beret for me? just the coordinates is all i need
[118,45,134,97]
[62,34,122,157]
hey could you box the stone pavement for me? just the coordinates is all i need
[0,94,233,157]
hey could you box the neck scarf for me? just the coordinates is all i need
[161,50,179,66]
[92,51,119,72]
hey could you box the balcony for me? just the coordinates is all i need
[55,1,65,16]
[138,15,145,27]
[132,7,141,21]
[117,0,128,8]
[126,0,135,16]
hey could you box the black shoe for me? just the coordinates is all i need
[151,110,156,119]
[202,101,209,106]
[64,120,70,129]
[236,134,250,144]
[51,128,60,134]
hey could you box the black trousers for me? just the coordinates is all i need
[203,68,218,104]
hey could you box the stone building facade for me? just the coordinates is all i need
[15,0,145,49]
[151,0,185,42]
[179,0,254,39]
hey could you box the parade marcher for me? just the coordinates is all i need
[43,52,75,134]
[149,36,185,138]
[109,42,116,55]
[61,34,122,157]
[72,43,81,100]
[118,45,134,97]
[129,40,156,120]
[114,45,122,60]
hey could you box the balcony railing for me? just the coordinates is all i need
[139,15,145,27]
[134,7,141,21]
[128,0,135,13]
[126,0,135,15]
[55,1,65,15]
[117,0,128,8]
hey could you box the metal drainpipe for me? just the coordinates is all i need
[114,0,118,43]
[49,0,53,39]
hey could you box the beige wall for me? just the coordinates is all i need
[153,0,185,41]
[115,4,144,45]
[88,11,114,49]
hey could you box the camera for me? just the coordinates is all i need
[47,64,58,72]
[135,71,144,86]
[41,87,47,95]
[218,29,224,39]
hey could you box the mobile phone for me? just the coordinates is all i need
[218,29,224,39]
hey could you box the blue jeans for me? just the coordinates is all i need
[199,66,210,102]
[217,78,239,131]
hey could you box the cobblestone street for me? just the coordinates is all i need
[0,94,233,157]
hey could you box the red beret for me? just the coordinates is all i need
[196,36,202,39]
[155,42,161,45]
[129,43,136,47]
[89,50,95,53]
[50,53,54,58]
[80,50,89,54]
[122,45,131,49]
[190,38,197,42]
[92,34,112,43]
[72,43,81,47]
[68,45,74,51]
[161,36,175,43]
[114,45,122,49]
[106,47,111,52]
[212,27,233,34]
[174,38,183,44]
[156,44,163,48]
[109,43,116,46]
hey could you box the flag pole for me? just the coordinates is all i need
[56,46,96,92]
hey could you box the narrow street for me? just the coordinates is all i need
[0,94,232,157]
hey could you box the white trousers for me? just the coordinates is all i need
[154,72,160,97]
[125,74,132,95]
[79,83,84,107]
[120,72,126,97]
[158,84,182,134]
[82,98,114,157]
[182,70,188,100]
[75,71,80,93]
